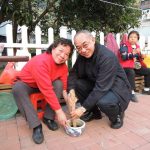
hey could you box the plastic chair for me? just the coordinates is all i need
[30,93,47,119]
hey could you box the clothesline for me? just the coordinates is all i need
[98,0,142,11]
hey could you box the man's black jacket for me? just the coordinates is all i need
[68,43,132,111]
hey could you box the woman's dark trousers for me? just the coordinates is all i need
[12,80,63,129]
[124,68,135,90]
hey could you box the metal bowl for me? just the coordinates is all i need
[64,119,85,137]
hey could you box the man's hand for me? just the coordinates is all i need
[62,90,68,102]
[55,109,67,127]
[71,107,86,119]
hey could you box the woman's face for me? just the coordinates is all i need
[52,44,71,64]
[128,33,139,45]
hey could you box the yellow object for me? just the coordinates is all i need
[144,55,150,68]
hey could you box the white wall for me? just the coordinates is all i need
[0,22,9,36]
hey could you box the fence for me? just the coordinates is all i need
[0,24,150,70]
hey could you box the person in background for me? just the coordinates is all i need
[119,31,150,102]
[67,30,131,129]
[12,38,74,144]
[104,33,119,57]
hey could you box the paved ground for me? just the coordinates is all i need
[0,94,150,150]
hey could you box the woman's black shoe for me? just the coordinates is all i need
[131,94,138,102]
[32,124,44,144]
[43,117,59,131]
[142,90,150,95]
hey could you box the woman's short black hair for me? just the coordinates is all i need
[128,30,140,40]
[46,38,74,58]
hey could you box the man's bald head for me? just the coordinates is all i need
[74,30,95,58]
[74,30,93,41]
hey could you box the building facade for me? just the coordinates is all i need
[135,0,150,40]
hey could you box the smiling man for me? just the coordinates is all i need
[68,30,132,129]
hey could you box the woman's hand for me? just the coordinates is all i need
[141,54,146,58]
[55,109,67,127]
[70,107,86,119]
[136,48,141,53]
[133,48,141,55]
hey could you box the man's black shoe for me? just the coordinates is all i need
[32,124,44,144]
[43,117,59,131]
[131,94,138,102]
[111,112,124,129]
[80,111,102,122]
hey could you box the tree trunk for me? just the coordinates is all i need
[12,19,18,56]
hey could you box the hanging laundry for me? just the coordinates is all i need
[120,33,128,45]
[105,33,119,56]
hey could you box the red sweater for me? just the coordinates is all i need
[119,41,140,68]
[18,53,68,110]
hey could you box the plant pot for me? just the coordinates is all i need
[64,119,85,137]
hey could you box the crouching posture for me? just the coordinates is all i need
[12,38,74,144]
[68,30,132,129]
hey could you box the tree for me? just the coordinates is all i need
[0,0,142,44]
[0,0,60,54]
[0,0,58,41]
[55,0,141,33]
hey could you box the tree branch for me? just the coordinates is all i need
[28,1,55,34]
[0,0,10,23]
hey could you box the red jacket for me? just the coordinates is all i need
[18,53,68,110]
[119,41,140,68]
